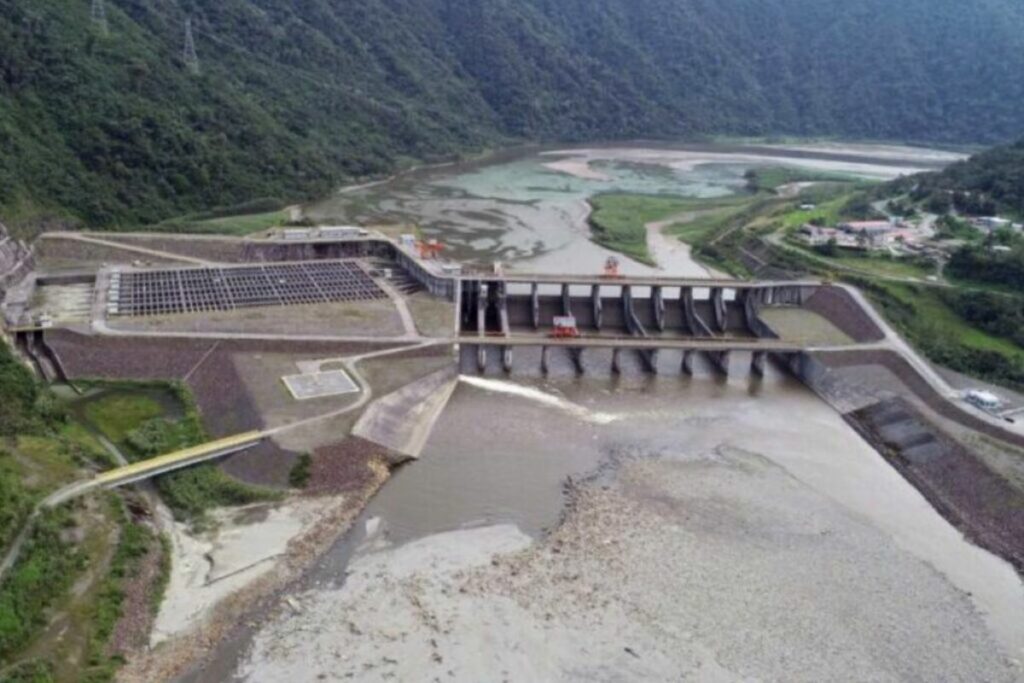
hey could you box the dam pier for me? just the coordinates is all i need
[458,275,816,376]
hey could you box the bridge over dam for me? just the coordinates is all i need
[455,275,868,375]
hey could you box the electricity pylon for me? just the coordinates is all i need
[183,18,200,75]
[91,0,108,36]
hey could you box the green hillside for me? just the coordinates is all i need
[3,0,1024,230]
[887,138,1024,217]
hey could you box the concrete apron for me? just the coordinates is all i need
[352,367,459,463]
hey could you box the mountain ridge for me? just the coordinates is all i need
[2,0,1024,229]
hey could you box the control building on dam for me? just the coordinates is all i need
[456,275,848,376]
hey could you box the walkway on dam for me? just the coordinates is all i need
[460,333,805,353]
[470,273,822,289]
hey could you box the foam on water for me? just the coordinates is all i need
[458,375,620,425]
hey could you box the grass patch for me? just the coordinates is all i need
[588,193,744,265]
[778,194,850,229]
[156,465,282,527]
[1,422,111,528]
[4,497,169,683]
[133,198,291,237]
[744,166,853,192]
[11,436,80,487]
[81,393,165,446]
[667,208,737,244]
[189,209,288,236]
[667,195,791,276]
[143,209,287,237]
[828,253,935,279]
[58,422,118,471]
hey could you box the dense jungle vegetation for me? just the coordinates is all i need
[2,0,1024,231]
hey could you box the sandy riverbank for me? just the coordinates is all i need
[118,457,390,683]
[541,143,961,180]
[645,211,730,278]
[240,454,1023,681]
[151,498,335,646]
[236,379,1024,681]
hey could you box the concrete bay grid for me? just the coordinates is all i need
[283,369,360,400]
[109,260,386,317]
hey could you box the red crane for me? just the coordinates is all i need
[417,239,444,260]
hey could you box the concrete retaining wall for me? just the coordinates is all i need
[803,287,884,343]
[847,398,1024,573]
[352,367,458,462]
[800,348,1024,450]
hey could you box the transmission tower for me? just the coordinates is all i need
[183,18,200,75]
[90,0,108,36]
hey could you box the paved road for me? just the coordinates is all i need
[91,316,437,344]
[826,284,1024,438]
[43,233,213,266]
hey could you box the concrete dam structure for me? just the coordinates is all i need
[457,276,827,376]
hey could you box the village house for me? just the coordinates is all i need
[797,224,862,249]
[838,220,897,237]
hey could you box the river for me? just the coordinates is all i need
[193,142,1024,681]
[305,141,959,275]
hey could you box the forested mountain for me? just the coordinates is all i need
[887,139,1024,217]
[3,0,1024,229]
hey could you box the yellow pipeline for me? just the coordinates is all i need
[94,431,263,485]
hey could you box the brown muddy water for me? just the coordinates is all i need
[178,143,1024,681]
[230,361,1024,681]
[190,355,1024,681]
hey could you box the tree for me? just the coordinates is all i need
[815,237,839,256]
